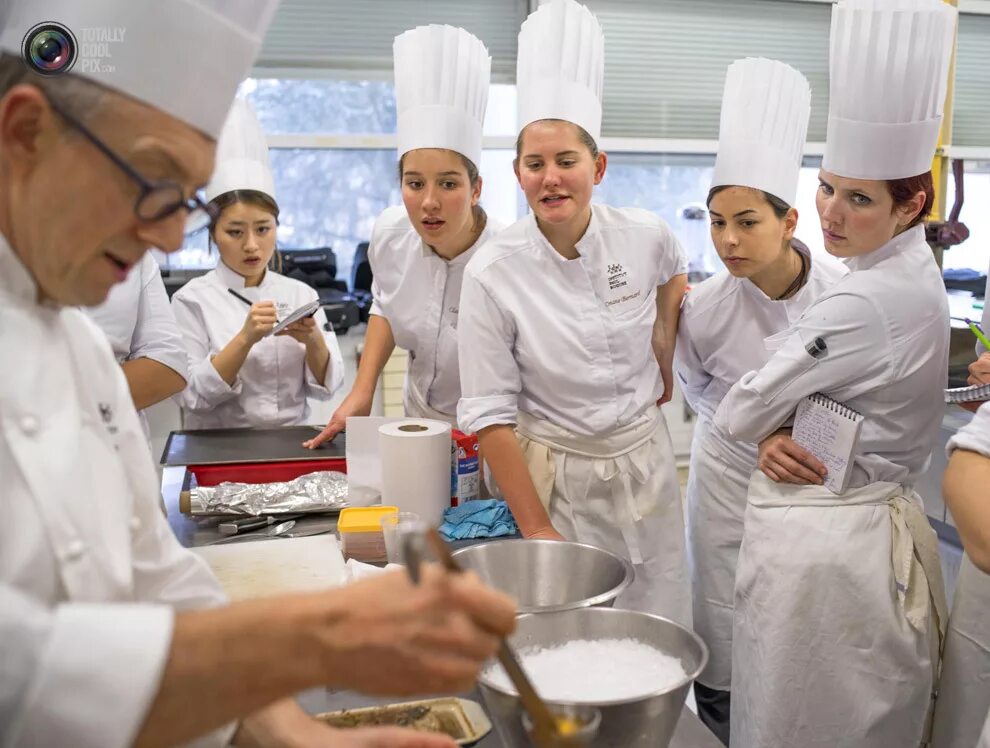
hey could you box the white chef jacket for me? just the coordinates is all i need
[675,241,846,471]
[172,260,345,429]
[457,205,688,436]
[0,236,228,748]
[369,206,503,418]
[714,225,949,488]
[83,252,188,437]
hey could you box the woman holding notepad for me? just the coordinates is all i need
[713,2,955,746]
[672,57,845,744]
[172,99,345,429]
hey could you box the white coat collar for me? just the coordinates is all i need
[0,231,42,305]
[214,257,273,291]
[525,205,601,263]
[418,217,493,266]
[738,239,813,304]
[844,224,926,273]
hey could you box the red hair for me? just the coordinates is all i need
[886,171,934,229]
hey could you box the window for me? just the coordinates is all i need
[166,80,520,276]
[592,153,718,276]
[944,161,990,273]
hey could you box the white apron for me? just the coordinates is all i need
[403,379,459,428]
[514,407,690,626]
[731,472,948,748]
[931,555,990,748]
[686,417,751,690]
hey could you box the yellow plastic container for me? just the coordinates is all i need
[337,506,398,562]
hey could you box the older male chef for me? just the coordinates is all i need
[0,2,515,747]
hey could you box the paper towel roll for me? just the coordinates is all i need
[379,419,452,525]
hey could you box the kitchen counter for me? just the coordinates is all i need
[160,466,722,748]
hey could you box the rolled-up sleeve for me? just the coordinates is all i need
[304,307,346,399]
[367,217,388,320]
[131,259,188,381]
[673,308,712,416]
[948,402,990,457]
[171,295,242,411]
[457,270,521,434]
[656,220,689,285]
[1,585,174,748]
[714,293,889,444]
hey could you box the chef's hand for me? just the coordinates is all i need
[276,316,321,346]
[758,429,827,485]
[526,525,566,541]
[303,390,373,449]
[239,301,278,345]
[321,564,516,696]
[959,353,990,412]
[969,352,990,385]
[656,363,675,407]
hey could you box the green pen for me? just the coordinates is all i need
[965,317,990,350]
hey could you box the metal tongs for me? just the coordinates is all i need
[401,528,565,747]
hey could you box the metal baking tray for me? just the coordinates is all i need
[317,697,492,745]
[161,426,346,466]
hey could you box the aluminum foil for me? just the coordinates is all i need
[189,471,349,515]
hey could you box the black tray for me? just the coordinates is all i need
[161,426,346,466]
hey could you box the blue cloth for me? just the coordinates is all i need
[439,499,518,540]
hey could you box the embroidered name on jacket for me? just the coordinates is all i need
[607,262,628,291]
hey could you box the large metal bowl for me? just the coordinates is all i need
[451,539,633,613]
[477,607,708,748]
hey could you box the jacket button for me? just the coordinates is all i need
[19,415,39,435]
[129,516,142,532]
[63,540,86,561]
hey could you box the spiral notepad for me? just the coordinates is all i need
[944,383,990,404]
[792,393,865,494]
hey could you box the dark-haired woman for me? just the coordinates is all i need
[674,58,845,744]
[173,100,344,429]
[457,0,689,624]
[306,24,500,447]
[714,4,956,745]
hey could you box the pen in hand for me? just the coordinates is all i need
[227,287,255,307]
[228,287,282,327]
[965,317,990,351]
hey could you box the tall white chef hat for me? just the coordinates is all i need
[0,0,279,139]
[205,98,275,203]
[711,58,811,207]
[393,25,491,168]
[823,0,956,180]
[516,0,605,142]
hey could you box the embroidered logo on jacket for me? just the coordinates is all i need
[98,402,118,436]
[607,262,628,291]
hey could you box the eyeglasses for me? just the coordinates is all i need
[46,97,217,235]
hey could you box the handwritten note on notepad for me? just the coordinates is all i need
[791,393,865,494]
